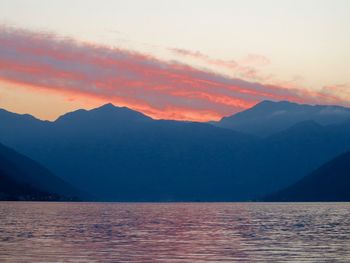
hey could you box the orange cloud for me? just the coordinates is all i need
[0,26,348,121]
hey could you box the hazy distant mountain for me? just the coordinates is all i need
[265,151,350,201]
[214,100,350,137]
[0,142,80,201]
[1,102,350,201]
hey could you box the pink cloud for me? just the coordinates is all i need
[0,26,348,121]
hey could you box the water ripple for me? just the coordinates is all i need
[0,202,349,262]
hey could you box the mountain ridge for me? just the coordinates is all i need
[213,100,350,136]
[55,103,153,124]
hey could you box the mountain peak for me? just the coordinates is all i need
[91,103,152,120]
[55,103,152,124]
[94,103,141,113]
[253,100,298,110]
[97,103,117,110]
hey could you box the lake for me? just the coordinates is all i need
[0,202,349,262]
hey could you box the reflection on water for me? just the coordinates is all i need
[0,202,349,262]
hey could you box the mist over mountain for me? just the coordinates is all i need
[1,101,350,201]
[214,100,350,137]
[265,151,350,201]
[0,142,80,201]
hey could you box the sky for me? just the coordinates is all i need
[0,0,349,121]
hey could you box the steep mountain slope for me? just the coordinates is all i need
[0,142,80,201]
[265,151,350,201]
[214,100,350,137]
[250,119,350,195]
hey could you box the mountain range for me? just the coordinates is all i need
[1,100,350,201]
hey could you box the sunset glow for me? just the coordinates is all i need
[0,1,349,121]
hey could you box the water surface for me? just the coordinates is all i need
[0,202,349,262]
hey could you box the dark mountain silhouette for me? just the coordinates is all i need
[265,151,350,201]
[1,102,350,201]
[45,105,261,201]
[0,142,80,201]
[0,104,261,201]
[214,100,350,137]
